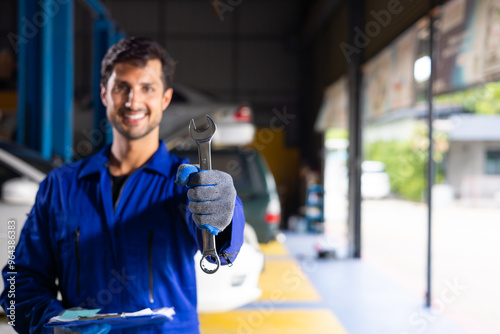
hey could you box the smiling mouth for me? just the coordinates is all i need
[119,108,149,121]
[123,112,147,120]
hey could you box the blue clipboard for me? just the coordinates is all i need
[44,314,171,329]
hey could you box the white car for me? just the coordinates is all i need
[0,140,263,311]
[361,161,391,199]
[332,160,391,200]
[195,223,263,313]
[0,141,54,295]
[161,83,255,148]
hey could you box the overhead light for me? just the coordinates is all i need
[414,56,431,83]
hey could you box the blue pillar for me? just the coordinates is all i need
[52,0,74,162]
[17,0,74,162]
[40,0,54,160]
[17,0,118,158]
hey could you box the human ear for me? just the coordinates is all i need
[162,88,173,111]
[100,84,108,107]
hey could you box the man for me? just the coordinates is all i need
[0,37,245,333]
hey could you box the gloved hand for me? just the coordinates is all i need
[175,164,236,235]
[54,324,111,334]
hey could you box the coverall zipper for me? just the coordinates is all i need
[148,230,154,303]
[113,175,131,211]
[221,251,234,267]
[74,227,81,297]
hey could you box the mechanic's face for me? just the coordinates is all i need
[101,59,172,141]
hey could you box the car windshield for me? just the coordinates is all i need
[0,142,54,174]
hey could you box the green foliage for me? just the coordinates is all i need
[365,141,427,201]
[365,135,446,202]
[325,128,348,140]
[435,82,500,114]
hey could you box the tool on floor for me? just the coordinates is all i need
[189,115,220,274]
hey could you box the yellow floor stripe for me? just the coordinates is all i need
[199,239,347,333]
[259,241,289,256]
[258,259,320,302]
[199,309,348,334]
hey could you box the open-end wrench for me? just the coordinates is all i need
[189,115,220,274]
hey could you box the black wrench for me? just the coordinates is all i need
[189,115,220,274]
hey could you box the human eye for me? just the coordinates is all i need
[112,84,129,93]
[142,85,154,93]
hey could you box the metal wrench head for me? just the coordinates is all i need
[188,115,221,274]
[200,229,220,274]
[189,115,217,143]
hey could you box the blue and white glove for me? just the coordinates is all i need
[175,164,236,235]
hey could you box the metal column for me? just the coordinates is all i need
[40,0,54,160]
[52,0,74,162]
[425,9,438,309]
[347,0,364,258]
[17,0,74,162]
[16,0,121,159]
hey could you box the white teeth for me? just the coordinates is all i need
[123,113,146,120]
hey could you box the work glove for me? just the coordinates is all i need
[175,164,236,235]
[54,324,111,334]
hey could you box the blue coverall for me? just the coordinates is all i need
[0,141,245,333]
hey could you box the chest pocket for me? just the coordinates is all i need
[122,208,173,265]
[54,211,102,256]
[53,210,107,301]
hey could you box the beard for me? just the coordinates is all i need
[110,107,161,140]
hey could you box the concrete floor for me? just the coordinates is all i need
[361,199,500,334]
[1,198,497,333]
[201,227,473,334]
[283,232,469,334]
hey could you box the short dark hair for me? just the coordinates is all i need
[100,37,176,91]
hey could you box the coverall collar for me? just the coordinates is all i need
[77,140,174,179]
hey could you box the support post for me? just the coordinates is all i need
[425,9,437,309]
[17,0,118,159]
[40,0,54,159]
[347,0,364,258]
[52,0,74,162]
[17,0,74,162]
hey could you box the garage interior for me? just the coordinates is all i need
[1,0,499,333]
